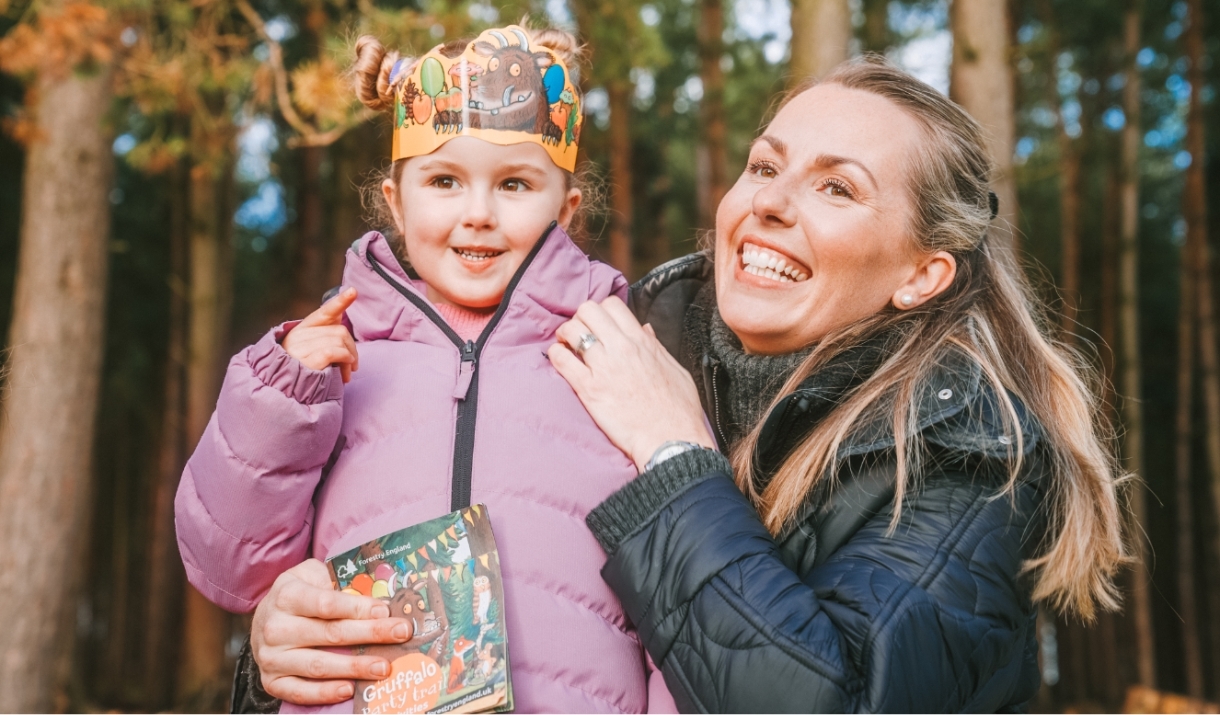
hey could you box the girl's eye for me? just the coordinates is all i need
[821,178,854,199]
[431,176,457,189]
[501,178,528,192]
[747,160,778,179]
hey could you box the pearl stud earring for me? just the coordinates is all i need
[901,294,914,306]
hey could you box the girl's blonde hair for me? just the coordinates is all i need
[349,28,592,245]
[731,55,1128,621]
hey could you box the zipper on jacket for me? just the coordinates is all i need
[366,222,558,511]
[701,354,730,450]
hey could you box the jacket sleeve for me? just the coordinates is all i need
[588,449,1041,713]
[175,325,345,613]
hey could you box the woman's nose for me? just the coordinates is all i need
[751,178,796,227]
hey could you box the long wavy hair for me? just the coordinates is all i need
[731,56,1128,620]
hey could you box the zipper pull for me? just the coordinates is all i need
[453,340,477,399]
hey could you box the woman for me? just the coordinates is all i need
[245,57,1126,712]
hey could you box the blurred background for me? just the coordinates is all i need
[0,0,1218,712]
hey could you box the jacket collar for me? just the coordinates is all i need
[342,224,626,348]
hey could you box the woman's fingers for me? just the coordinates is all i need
[272,570,388,622]
[262,675,357,705]
[264,646,392,683]
[599,296,649,339]
[547,341,591,388]
[299,287,357,329]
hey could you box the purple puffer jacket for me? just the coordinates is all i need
[175,225,676,713]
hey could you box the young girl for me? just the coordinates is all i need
[175,25,675,713]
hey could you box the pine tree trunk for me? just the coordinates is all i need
[1101,168,1120,422]
[177,150,236,710]
[607,80,634,278]
[330,121,381,289]
[1184,0,1220,698]
[0,64,114,712]
[697,0,728,231]
[291,145,328,316]
[142,158,190,707]
[950,0,1020,242]
[1117,0,1156,689]
[861,0,889,53]
[1175,153,1204,700]
[789,0,851,84]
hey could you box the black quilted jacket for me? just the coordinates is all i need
[586,254,1047,713]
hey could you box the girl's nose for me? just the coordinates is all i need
[751,178,796,228]
[461,189,498,231]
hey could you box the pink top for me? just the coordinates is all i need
[434,301,496,341]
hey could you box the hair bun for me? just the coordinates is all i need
[353,35,405,112]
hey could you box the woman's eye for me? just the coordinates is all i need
[747,160,778,179]
[821,179,854,199]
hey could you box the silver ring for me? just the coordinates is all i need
[573,332,599,356]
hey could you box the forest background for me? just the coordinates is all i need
[0,0,1218,712]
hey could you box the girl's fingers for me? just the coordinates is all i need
[262,674,358,706]
[299,288,357,329]
[340,363,352,383]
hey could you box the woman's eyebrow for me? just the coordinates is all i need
[753,134,787,156]
[813,154,878,190]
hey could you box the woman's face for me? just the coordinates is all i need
[715,83,941,355]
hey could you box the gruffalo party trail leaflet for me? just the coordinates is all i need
[326,505,512,714]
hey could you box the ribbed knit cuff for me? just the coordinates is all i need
[587,448,733,556]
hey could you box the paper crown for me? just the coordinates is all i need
[391,25,583,171]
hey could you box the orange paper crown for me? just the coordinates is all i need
[391,26,583,171]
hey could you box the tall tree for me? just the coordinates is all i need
[697,0,728,230]
[573,0,643,278]
[950,0,1020,240]
[1117,0,1156,689]
[0,3,115,710]
[789,0,851,84]
[1183,0,1220,699]
[860,0,889,54]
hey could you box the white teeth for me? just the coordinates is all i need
[456,248,500,261]
[740,244,808,283]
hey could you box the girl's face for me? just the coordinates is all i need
[384,137,581,310]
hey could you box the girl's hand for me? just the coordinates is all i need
[548,296,716,471]
[282,288,360,383]
[251,559,413,705]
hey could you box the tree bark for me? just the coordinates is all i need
[1184,0,1220,699]
[0,64,114,712]
[789,0,851,84]
[141,158,190,707]
[177,148,236,710]
[950,0,1020,242]
[1174,147,1204,700]
[861,0,889,54]
[1117,0,1156,689]
[291,145,328,317]
[697,0,728,231]
[607,80,634,278]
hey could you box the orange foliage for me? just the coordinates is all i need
[1123,685,1220,714]
[0,2,118,81]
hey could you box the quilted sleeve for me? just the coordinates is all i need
[594,461,1043,713]
[175,325,345,613]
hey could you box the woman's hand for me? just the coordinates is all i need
[282,288,360,383]
[251,559,412,705]
[549,296,716,471]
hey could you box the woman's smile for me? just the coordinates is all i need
[737,237,810,284]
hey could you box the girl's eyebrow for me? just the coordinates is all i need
[497,163,549,176]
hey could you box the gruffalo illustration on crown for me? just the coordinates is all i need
[462,29,563,143]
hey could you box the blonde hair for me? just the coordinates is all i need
[348,28,589,247]
[731,55,1128,621]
